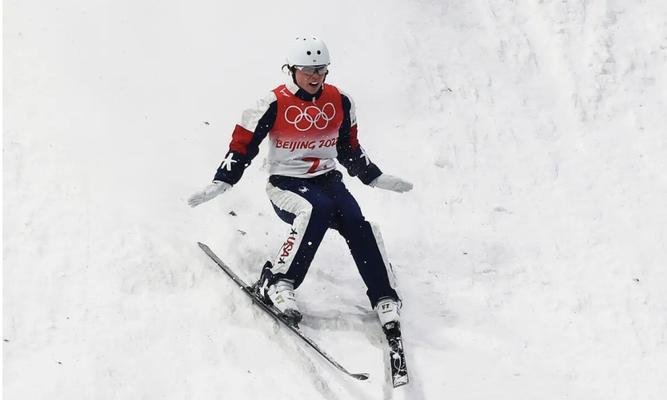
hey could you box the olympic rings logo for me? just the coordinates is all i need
[284,103,336,131]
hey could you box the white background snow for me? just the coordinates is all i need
[4,1,667,399]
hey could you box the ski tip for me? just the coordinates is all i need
[392,375,409,388]
[352,373,370,381]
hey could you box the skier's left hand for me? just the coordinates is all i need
[369,174,413,193]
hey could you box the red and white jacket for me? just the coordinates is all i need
[213,81,382,184]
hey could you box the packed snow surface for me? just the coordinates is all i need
[4,1,667,399]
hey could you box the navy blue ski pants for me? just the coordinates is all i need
[265,170,399,308]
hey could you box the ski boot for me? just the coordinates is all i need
[254,261,302,326]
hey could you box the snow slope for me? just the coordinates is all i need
[4,1,667,399]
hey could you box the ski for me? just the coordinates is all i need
[197,242,370,382]
[383,322,409,387]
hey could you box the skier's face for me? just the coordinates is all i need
[294,66,327,95]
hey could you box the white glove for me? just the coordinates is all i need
[369,174,413,193]
[188,181,232,207]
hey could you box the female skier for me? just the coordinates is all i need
[188,35,412,328]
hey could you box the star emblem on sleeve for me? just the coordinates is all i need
[360,147,371,166]
[219,153,237,171]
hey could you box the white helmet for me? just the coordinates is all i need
[286,35,330,66]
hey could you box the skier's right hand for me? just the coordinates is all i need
[188,181,232,207]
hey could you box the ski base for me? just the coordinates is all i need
[197,242,369,381]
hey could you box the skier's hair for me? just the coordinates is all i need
[281,63,294,73]
[282,63,298,84]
